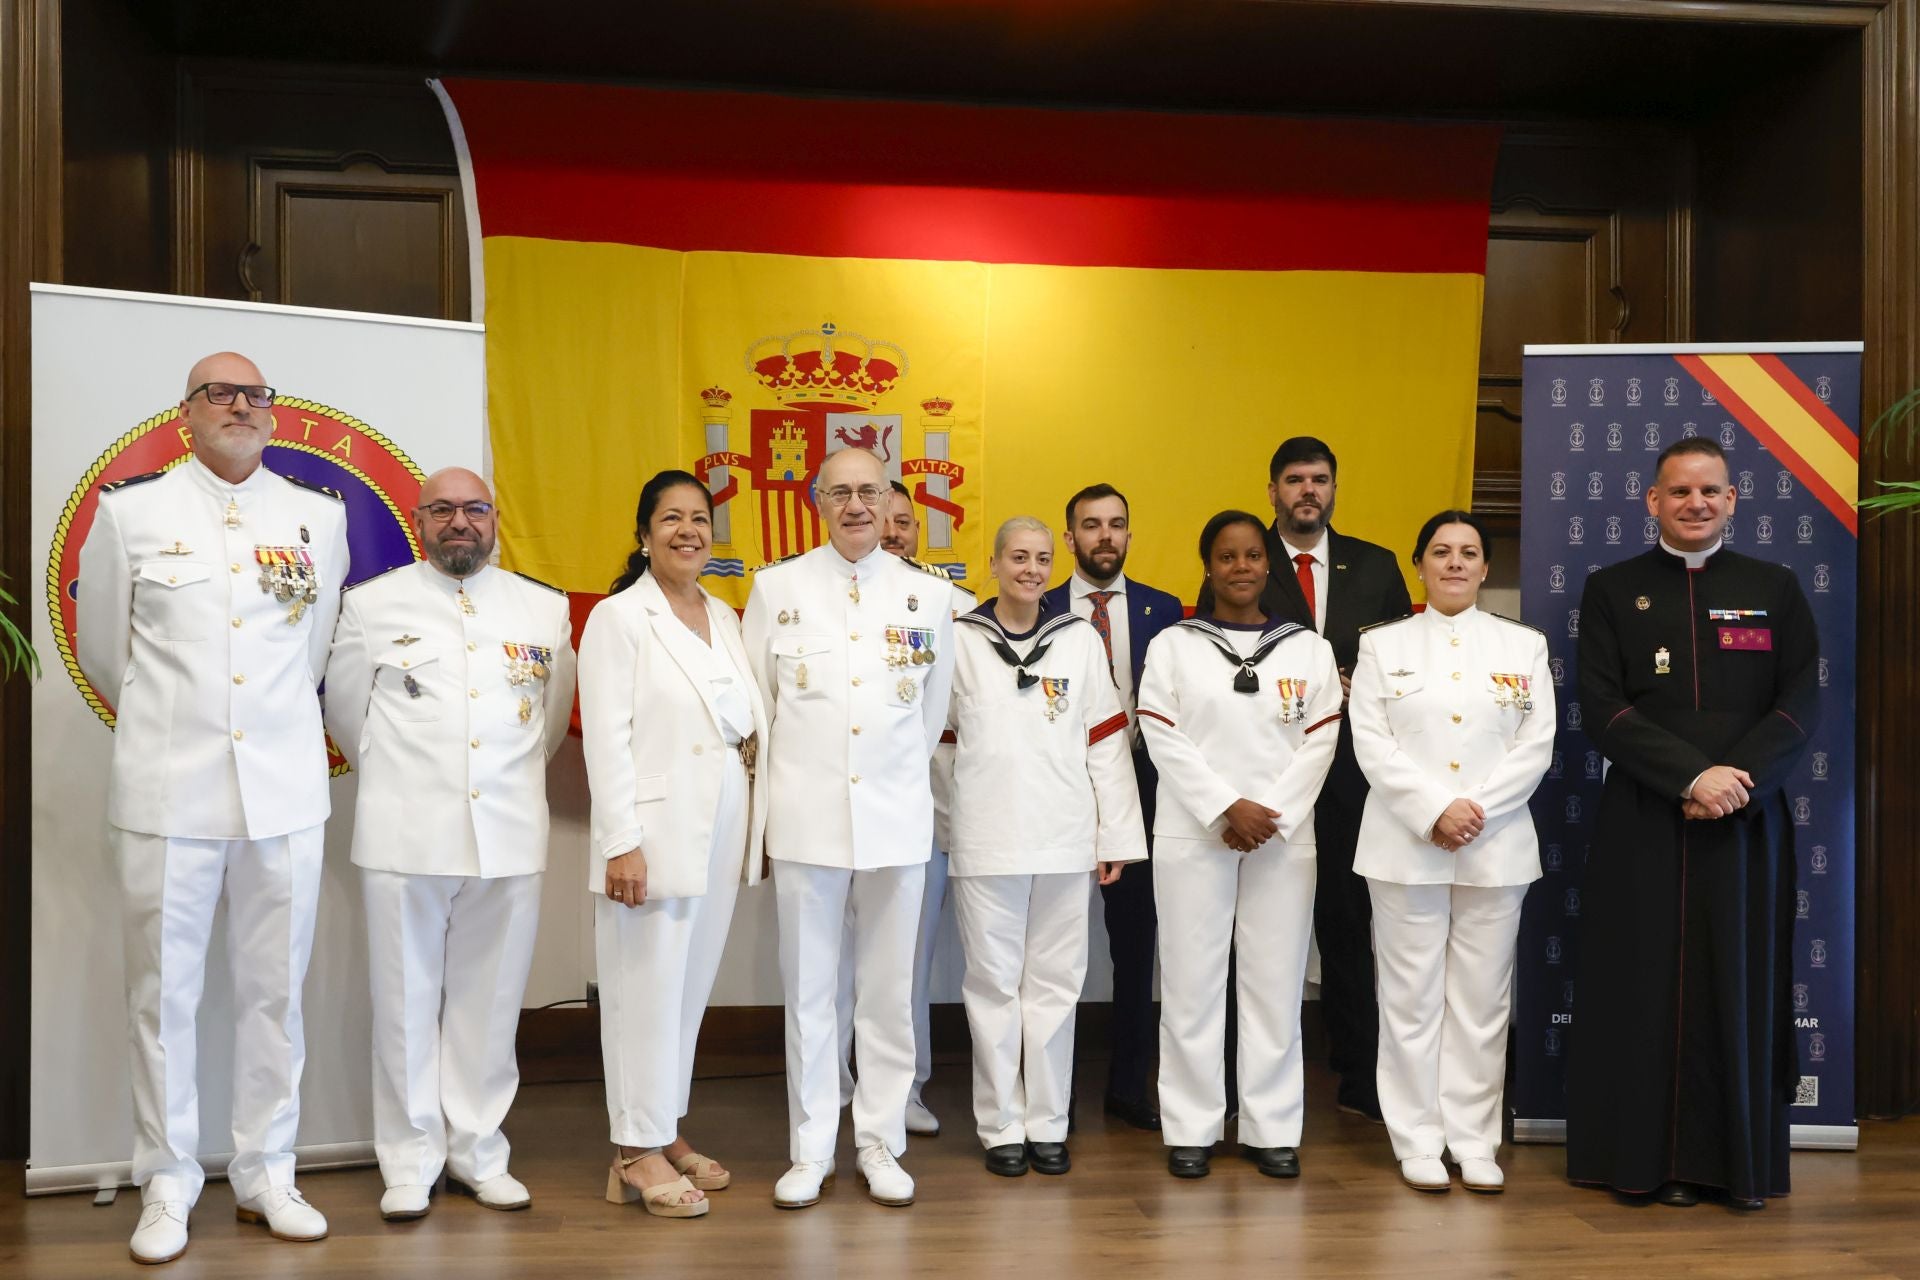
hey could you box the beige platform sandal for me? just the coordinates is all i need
[672,1152,732,1192]
[606,1149,709,1218]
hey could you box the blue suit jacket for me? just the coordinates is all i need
[1041,575,1184,693]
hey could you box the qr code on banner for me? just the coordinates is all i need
[1794,1076,1820,1107]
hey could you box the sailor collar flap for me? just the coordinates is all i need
[957,608,1083,690]
[1176,617,1307,693]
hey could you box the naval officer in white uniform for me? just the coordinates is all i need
[1348,510,1552,1195]
[323,467,575,1221]
[77,352,349,1265]
[744,447,955,1210]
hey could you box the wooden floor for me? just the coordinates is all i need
[5,1059,1918,1279]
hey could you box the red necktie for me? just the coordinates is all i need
[1087,590,1117,677]
[1294,553,1317,623]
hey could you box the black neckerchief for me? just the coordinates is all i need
[1177,616,1305,692]
[958,603,1085,690]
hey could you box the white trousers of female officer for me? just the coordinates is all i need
[114,825,324,1207]
[951,871,1090,1147]
[363,867,542,1188]
[597,754,747,1147]
[1367,879,1528,1162]
[1155,836,1316,1149]
[776,858,923,1163]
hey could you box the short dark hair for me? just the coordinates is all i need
[1654,435,1728,481]
[1065,482,1129,528]
[1269,436,1338,483]
[1411,509,1491,565]
[890,479,912,500]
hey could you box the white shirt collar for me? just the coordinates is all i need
[185,454,275,498]
[1070,572,1127,599]
[826,541,889,577]
[1278,528,1329,566]
[1420,602,1479,632]
[420,559,492,593]
[1659,537,1722,569]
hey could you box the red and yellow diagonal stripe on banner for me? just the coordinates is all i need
[438,80,1499,609]
[1677,353,1861,534]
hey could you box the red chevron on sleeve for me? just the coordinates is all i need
[1136,708,1176,728]
[1304,713,1342,735]
[1087,711,1130,746]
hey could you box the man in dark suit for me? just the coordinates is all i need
[1043,483,1183,1131]
[1257,437,1412,1121]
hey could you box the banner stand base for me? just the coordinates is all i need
[26,1140,376,1197]
[1511,1120,1858,1151]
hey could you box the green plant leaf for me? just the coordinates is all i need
[0,574,42,682]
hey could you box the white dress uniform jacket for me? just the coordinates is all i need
[946,607,1146,874]
[78,457,350,839]
[929,582,976,851]
[1348,606,1555,886]
[324,561,576,878]
[579,573,769,900]
[743,544,956,868]
[1136,620,1344,844]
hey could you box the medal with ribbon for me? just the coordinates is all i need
[503,642,554,687]
[1041,676,1071,723]
[254,545,319,623]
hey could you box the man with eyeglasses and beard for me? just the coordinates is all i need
[1041,483,1183,1131]
[744,447,956,1210]
[324,467,576,1223]
[1257,437,1412,1124]
[78,352,350,1264]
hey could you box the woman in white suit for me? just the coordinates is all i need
[1348,509,1553,1195]
[1136,510,1342,1181]
[946,517,1145,1178]
[580,469,769,1219]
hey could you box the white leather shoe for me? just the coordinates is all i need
[1458,1157,1505,1193]
[129,1199,189,1265]
[448,1171,531,1211]
[773,1158,835,1209]
[905,1096,941,1137]
[379,1184,432,1221]
[1400,1156,1451,1192]
[234,1185,328,1241]
[856,1144,915,1206]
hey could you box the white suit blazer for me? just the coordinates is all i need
[76,457,350,840]
[1136,620,1342,847]
[579,573,769,900]
[743,543,955,870]
[945,607,1146,876]
[324,561,576,878]
[1349,606,1554,886]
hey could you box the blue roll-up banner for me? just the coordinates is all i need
[1515,343,1859,1150]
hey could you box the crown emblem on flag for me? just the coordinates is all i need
[921,396,953,417]
[701,386,733,409]
[745,321,909,410]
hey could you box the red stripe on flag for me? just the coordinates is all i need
[1087,711,1131,746]
[1673,355,1857,535]
[445,80,1499,275]
[1751,354,1860,462]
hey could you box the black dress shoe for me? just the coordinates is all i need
[1104,1094,1162,1131]
[985,1144,1030,1177]
[1245,1145,1300,1179]
[1655,1181,1699,1207]
[1027,1142,1071,1175]
[1727,1195,1766,1211]
[1167,1146,1211,1179]
[1335,1091,1385,1124]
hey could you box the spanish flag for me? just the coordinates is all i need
[437,80,1498,607]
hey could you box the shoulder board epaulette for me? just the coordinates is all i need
[900,555,957,582]
[511,570,566,596]
[1490,611,1547,637]
[280,473,343,501]
[343,563,410,592]
[1359,613,1417,634]
[100,470,166,493]
[753,551,807,571]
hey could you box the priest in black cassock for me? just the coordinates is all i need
[1566,436,1819,1211]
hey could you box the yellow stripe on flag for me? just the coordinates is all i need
[1696,354,1858,508]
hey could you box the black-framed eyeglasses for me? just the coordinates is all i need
[418,501,496,523]
[186,382,276,408]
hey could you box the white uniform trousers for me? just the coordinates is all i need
[113,824,325,1207]
[951,872,1090,1148]
[837,844,946,1107]
[777,860,924,1162]
[1367,879,1529,1162]
[1154,836,1316,1149]
[363,867,541,1188]
[596,754,747,1147]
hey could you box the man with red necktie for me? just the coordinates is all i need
[1258,437,1412,1122]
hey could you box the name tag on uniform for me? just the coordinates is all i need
[1718,627,1772,651]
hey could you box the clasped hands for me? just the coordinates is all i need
[1683,764,1756,820]
[1431,798,1485,852]
[1223,798,1281,853]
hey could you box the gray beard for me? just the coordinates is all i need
[430,542,487,578]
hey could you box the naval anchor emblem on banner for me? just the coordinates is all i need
[693,322,970,580]
[46,399,426,773]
